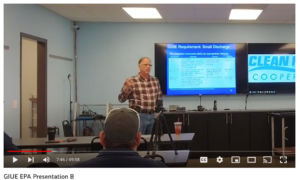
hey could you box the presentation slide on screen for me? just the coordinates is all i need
[248,54,295,83]
[166,43,237,95]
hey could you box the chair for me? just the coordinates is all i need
[83,126,94,136]
[90,137,103,152]
[143,154,165,163]
[90,136,145,152]
[62,120,73,137]
[62,120,76,153]
[137,137,148,151]
[27,162,59,167]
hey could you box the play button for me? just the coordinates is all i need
[13,157,18,163]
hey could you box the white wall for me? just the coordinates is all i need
[4,4,75,138]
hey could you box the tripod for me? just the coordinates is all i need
[146,110,178,157]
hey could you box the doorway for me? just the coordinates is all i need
[20,33,47,138]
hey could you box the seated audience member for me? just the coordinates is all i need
[4,132,22,155]
[73,108,167,167]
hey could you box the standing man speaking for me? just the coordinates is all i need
[118,57,163,135]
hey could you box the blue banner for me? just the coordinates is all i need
[248,54,295,83]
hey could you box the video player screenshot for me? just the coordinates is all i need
[2,2,298,180]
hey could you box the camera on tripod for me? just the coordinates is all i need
[147,99,178,156]
[155,99,165,113]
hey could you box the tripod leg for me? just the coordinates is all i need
[157,118,162,150]
[147,120,156,155]
[152,118,160,155]
[162,115,178,155]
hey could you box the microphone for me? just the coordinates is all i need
[197,94,205,111]
[68,74,71,79]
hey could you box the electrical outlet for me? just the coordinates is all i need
[13,100,17,108]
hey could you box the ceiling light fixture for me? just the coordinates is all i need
[122,7,162,19]
[229,9,263,20]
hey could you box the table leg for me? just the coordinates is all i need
[271,116,275,157]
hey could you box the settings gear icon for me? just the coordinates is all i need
[216,156,223,163]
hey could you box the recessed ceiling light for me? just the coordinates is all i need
[229,9,263,20]
[122,7,162,19]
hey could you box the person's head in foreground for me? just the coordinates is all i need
[100,107,141,150]
[73,108,167,167]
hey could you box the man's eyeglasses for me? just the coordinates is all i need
[140,64,152,67]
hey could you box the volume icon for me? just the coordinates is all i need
[43,157,50,163]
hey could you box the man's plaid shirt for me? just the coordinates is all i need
[118,74,163,111]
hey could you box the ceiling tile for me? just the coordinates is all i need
[103,18,135,22]
[79,5,129,19]
[283,18,295,24]
[195,8,230,20]
[38,4,295,24]
[158,8,196,20]
[289,14,295,20]
[151,4,195,9]
[41,4,96,19]
[231,4,268,9]
[197,19,229,23]
[265,4,295,10]
[72,17,104,22]
[255,19,285,24]
[193,4,232,9]
[258,9,295,21]
[162,19,197,23]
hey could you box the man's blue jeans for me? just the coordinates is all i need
[139,113,155,135]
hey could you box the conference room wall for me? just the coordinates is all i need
[76,22,295,111]
[3,5,295,138]
[4,4,75,138]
